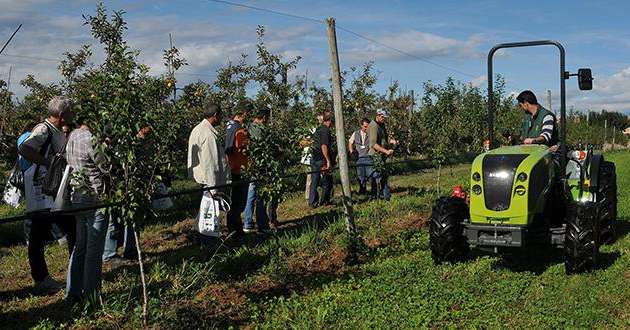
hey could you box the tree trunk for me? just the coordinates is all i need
[134,228,149,325]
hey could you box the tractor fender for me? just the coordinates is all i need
[589,154,604,188]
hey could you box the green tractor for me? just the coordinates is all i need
[429,41,617,274]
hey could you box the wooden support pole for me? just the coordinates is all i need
[326,17,356,235]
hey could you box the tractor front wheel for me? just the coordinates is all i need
[429,197,469,264]
[564,202,598,274]
[597,161,617,244]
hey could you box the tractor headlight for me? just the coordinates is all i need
[472,184,482,195]
[517,172,527,182]
[472,172,481,181]
[515,185,526,196]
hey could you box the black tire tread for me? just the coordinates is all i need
[597,161,617,244]
[564,202,598,274]
[429,197,469,264]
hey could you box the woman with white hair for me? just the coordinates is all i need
[18,96,77,293]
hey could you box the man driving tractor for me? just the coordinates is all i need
[517,90,558,149]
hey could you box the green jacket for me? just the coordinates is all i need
[521,106,558,146]
[367,120,388,156]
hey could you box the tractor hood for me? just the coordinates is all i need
[469,144,554,225]
[485,145,549,157]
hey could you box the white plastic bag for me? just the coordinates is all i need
[3,182,21,208]
[24,165,54,212]
[196,191,230,237]
[51,165,72,212]
[152,182,173,210]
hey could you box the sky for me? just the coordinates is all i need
[1,0,630,114]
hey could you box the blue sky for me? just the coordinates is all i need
[1,0,630,113]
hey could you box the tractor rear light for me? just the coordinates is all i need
[472,185,482,195]
[472,172,481,181]
[515,185,526,196]
[517,172,527,182]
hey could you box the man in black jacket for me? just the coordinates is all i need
[308,111,336,208]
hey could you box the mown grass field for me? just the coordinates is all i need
[0,152,628,329]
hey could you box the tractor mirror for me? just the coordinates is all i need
[578,68,593,90]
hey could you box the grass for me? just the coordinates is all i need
[0,153,628,329]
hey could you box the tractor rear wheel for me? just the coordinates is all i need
[596,161,617,244]
[429,197,469,264]
[564,202,598,274]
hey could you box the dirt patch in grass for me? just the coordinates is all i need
[194,284,249,322]
[386,213,427,233]
[287,247,349,277]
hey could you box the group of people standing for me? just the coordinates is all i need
[304,108,398,208]
[187,101,278,239]
[9,95,399,307]
[16,96,113,304]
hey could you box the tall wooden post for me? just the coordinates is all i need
[169,33,177,101]
[326,17,356,235]
[604,118,608,145]
[408,90,415,156]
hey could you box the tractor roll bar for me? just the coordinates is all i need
[487,40,567,179]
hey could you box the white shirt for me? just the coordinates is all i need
[187,119,230,188]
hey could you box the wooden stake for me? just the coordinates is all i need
[326,17,356,235]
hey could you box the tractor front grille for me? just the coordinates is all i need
[483,154,529,211]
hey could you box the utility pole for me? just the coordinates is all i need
[0,66,11,137]
[326,17,356,236]
[168,33,177,101]
[546,89,553,115]
[604,118,608,146]
[408,90,415,156]
[0,24,20,136]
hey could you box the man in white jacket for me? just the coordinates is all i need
[187,102,230,189]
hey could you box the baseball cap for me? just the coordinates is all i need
[376,109,389,118]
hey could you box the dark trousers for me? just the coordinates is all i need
[227,173,248,236]
[309,160,333,207]
[368,156,390,200]
[28,213,76,282]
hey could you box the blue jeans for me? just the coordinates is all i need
[356,156,373,192]
[103,216,136,261]
[243,182,271,230]
[66,208,108,299]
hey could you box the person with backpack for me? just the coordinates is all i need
[18,96,77,293]
[16,122,36,243]
[15,122,65,241]
[225,100,252,238]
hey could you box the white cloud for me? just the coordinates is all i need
[0,8,317,99]
[566,66,630,113]
[343,30,484,63]
[469,75,486,88]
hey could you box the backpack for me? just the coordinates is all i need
[224,120,241,155]
[35,122,68,197]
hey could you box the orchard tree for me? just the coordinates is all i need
[52,3,187,321]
